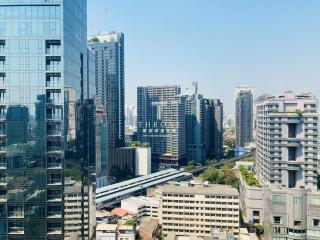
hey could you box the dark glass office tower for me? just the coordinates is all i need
[0,0,91,239]
[137,85,186,169]
[204,99,224,160]
[235,86,254,147]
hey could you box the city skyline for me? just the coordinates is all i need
[88,0,320,113]
[1,1,320,239]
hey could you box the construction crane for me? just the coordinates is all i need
[89,8,108,32]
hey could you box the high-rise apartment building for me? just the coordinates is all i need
[158,182,240,238]
[256,92,318,190]
[89,32,130,179]
[137,85,186,169]
[205,99,224,160]
[89,32,125,148]
[0,0,94,238]
[185,82,206,163]
[235,86,254,147]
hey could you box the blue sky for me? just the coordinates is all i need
[88,0,320,113]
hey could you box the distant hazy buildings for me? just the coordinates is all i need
[185,82,206,162]
[256,92,318,190]
[126,105,137,129]
[137,85,186,169]
[205,99,224,160]
[235,86,254,147]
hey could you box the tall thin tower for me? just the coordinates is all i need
[235,86,254,147]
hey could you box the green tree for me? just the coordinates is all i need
[224,138,235,149]
[89,37,100,43]
[205,159,216,166]
[185,164,196,172]
[200,167,224,184]
[124,219,136,227]
[254,224,264,236]
[239,165,259,187]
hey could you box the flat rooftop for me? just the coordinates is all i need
[161,184,239,196]
[122,196,159,206]
[96,224,117,232]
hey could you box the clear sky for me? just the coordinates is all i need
[88,0,320,114]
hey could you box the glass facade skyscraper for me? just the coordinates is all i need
[235,86,254,147]
[137,85,186,169]
[89,32,129,180]
[204,99,224,160]
[0,0,92,239]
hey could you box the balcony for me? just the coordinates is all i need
[46,40,61,55]
[0,163,6,170]
[0,194,6,202]
[47,173,62,186]
[47,146,63,152]
[287,164,301,171]
[46,65,61,72]
[47,98,63,105]
[47,213,62,219]
[47,161,62,170]
[46,72,61,88]
[0,56,5,71]
[0,40,5,54]
[47,129,62,137]
[47,229,62,235]
[287,139,301,147]
[0,114,6,121]
[46,56,61,71]
[8,210,24,219]
[46,114,62,121]
[8,222,24,235]
[47,206,62,219]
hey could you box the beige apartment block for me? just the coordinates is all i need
[158,183,240,239]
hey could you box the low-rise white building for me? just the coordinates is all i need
[121,196,159,219]
[135,147,151,176]
[118,225,135,240]
[96,224,117,240]
[239,171,263,225]
[158,182,240,238]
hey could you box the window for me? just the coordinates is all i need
[288,123,297,138]
[288,147,297,161]
[294,197,303,205]
[314,219,320,227]
[294,220,302,226]
[272,195,285,203]
[273,216,283,224]
[312,198,320,205]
